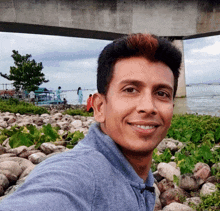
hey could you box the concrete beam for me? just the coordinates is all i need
[0,0,220,38]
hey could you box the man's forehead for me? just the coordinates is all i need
[112,57,173,82]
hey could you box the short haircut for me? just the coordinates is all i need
[97,33,182,98]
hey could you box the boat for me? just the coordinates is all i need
[34,87,64,105]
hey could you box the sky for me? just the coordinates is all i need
[0,31,220,91]
[0,32,111,91]
[184,35,220,84]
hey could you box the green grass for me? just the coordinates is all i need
[153,114,220,174]
[62,108,93,117]
[0,98,49,115]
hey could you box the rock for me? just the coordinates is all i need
[153,171,164,182]
[0,186,4,196]
[200,182,217,196]
[27,145,36,151]
[0,161,22,177]
[19,150,41,159]
[157,139,167,152]
[163,202,193,211]
[7,146,28,156]
[168,162,177,168]
[179,175,199,191]
[183,197,201,207]
[160,187,190,207]
[34,117,44,126]
[212,162,220,170]
[0,174,9,190]
[71,120,82,129]
[194,164,211,182]
[0,157,35,172]
[1,170,17,183]
[157,179,174,194]
[157,163,180,181]
[56,121,69,130]
[0,121,7,128]
[2,138,10,149]
[40,143,65,155]
[206,175,220,184]
[19,165,36,179]
[0,145,6,155]
[53,113,63,120]
[41,113,50,118]
[7,117,16,124]
[4,184,21,196]
[28,152,46,164]
[166,141,178,152]
[193,162,209,173]
[0,153,16,158]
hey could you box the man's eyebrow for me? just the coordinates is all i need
[119,79,173,91]
[119,79,145,86]
[156,84,173,92]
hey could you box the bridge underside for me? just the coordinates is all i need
[0,21,125,40]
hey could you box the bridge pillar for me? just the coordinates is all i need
[172,39,186,97]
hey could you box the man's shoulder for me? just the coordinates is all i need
[35,144,113,175]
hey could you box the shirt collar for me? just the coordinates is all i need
[81,123,155,188]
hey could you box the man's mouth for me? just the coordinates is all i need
[134,125,156,130]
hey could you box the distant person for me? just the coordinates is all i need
[56,86,61,101]
[29,91,35,104]
[77,87,83,104]
[86,94,93,112]
[63,98,67,105]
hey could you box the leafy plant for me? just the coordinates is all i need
[63,109,93,117]
[8,124,61,149]
[65,131,84,149]
[0,99,49,115]
[190,184,220,210]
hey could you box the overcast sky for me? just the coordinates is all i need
[0,31,220,91]
[184,35,220,84]
[0,32,111,91]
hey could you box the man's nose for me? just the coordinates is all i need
[136,92,157,115]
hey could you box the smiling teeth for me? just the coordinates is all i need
[135,125,155,129]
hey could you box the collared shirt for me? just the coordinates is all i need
[0,123,155,211]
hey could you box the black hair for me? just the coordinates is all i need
[97,33,182,98]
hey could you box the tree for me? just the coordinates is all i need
[0,50,49,92]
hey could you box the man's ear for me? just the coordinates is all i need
[92,93,105,123]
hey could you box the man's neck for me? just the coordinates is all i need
[121,149,153,182]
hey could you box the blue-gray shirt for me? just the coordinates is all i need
[0,123,156,210]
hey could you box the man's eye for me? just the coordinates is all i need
[157,91,169,97]
[124,87,137,93]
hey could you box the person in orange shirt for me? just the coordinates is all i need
[87,94,93,112]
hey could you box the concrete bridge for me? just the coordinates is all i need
[1,0,220,97]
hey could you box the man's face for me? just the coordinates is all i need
[99,57,174,155]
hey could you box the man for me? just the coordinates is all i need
[56,86,61,101]
[86,94,93,112]
[28,91,35,104]
[0,33,181,210]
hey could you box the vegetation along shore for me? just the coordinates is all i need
[0,99,219,210]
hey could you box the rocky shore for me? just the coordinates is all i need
[0,109,219,210]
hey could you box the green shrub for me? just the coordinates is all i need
[152,114,220,174]
[65,131,84,149]
[8,124,61,149]
[0,99,48,115]
[189,184,220,210]
[63,108,93,117]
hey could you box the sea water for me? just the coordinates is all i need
[60,89,97,105]
[174,84,220,116]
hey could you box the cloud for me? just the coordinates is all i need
[0,32,110,91]
[191,41,220,55]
